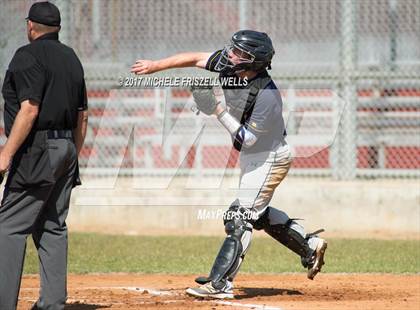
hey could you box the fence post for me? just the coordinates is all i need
[331,89,342,179]
[239,0,247,29]
[339,0,358,180]
[55,0,70,45]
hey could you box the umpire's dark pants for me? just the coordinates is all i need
[0,132,77,310]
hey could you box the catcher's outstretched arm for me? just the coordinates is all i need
[131,52,211,74]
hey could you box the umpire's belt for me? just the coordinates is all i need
[46,129,73,139]
[24,129,73,146]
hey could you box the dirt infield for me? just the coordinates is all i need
[19,273,419,310]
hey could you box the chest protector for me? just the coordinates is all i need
[220,70,272,124]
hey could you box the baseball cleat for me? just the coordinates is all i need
[307,238,327,280]
[186,281,234,299]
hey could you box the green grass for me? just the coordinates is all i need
[23,233,420,274]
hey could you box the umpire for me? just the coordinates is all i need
[0,2,88,309]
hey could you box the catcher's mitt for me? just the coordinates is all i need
[191,86,218,115]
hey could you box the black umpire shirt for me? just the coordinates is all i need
[1,32,87,137]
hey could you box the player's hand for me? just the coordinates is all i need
[0,151,11,174]
[131,59,157,75]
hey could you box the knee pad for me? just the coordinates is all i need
[224,199,259,227]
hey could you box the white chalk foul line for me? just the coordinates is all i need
[123,286,284,310]
[21,286,284,309]
[40,286,172,295]
[215,300,283,310]
[21,286,171,296]
[19,297,123,306]
[119,286,173,296]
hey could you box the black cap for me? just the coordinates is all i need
[26,2,61,27]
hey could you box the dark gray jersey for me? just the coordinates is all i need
[206,50,287,154]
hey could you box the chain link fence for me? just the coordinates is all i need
[0,0,419,180]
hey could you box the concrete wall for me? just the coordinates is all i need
[66,176,420,239]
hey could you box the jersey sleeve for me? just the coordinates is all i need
[73,50,88,111]
[78,79,88,111]
[9,49,45,104]
[205,50,223,72]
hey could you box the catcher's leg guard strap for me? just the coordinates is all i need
[255,207,313,265]
[207,216,252,288]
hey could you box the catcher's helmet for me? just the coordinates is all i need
[215,30,275,74]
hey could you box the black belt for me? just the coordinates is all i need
[46,129,73,139]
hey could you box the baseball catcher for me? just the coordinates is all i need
[131,30,327,299]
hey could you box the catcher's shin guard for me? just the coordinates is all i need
[253,207,319,267]
[196,212,252,288]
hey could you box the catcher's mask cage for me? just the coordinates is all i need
[214,44,255,74]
